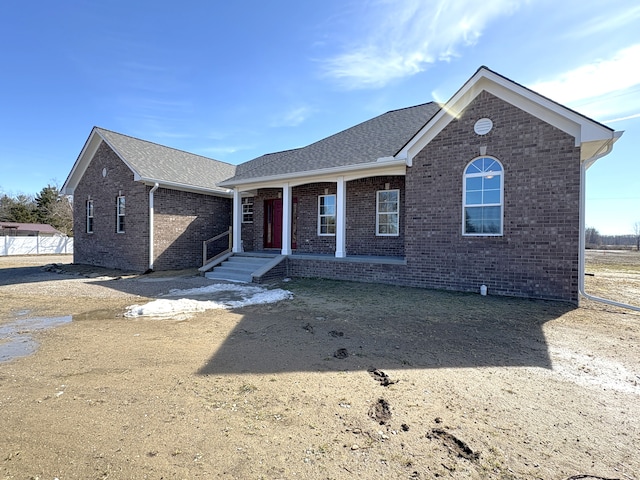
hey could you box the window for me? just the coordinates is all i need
[318,194,336,235]
[86,200,94,233]
[376,189,399,236]
[463,157,503,235]
[116,196,125,233]
[242,197,253,223]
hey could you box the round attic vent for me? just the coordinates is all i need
[474,118,493,135]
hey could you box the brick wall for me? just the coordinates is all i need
[73,140,232,272]
[73,141,150,271]
[346,176,404,256]
[292,183,336,254]
[248,179,405,257]
[404,90,581,302]
[153,188,231,270]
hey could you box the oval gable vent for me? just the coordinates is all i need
[474,118,493,135]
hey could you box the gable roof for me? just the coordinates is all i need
[221,102,441,185]
[63,127,236,196]
[397,66,622,166]
[222,66,621,188]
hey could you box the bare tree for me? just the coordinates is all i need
[585,227,601,248]
[633,221,640,251]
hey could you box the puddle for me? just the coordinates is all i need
[0,316,72,363]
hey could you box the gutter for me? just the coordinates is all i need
[578,132,640,312]
[218,158,406,188]
[148,183,160,271]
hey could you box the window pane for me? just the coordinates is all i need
[466,176,482,191]
[483,189,501,204]
[483,175,500,190]
[467,159,483,173]
[465,208,482,233]
[466,191,482,205]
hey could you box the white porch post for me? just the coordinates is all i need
[281,183,292,255]
[232,188,243,253]
[335,176,346,258]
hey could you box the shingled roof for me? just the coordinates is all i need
[63,127,236,195]
[95,128,236,192]
[225,102,441,184]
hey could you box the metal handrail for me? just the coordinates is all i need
[202,226,232,266]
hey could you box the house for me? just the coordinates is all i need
[62,127,236,272]
[63,67,622,302]
[0,222,65,236]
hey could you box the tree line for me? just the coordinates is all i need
[0,185,73,236]
[586,225,640,251]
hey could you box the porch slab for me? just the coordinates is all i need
[288,252,406,265]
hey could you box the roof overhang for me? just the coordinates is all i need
[137,177,233,197]
[63,127,232,197]
[396,67,622,166]
[62,127,104,195]
[219,157,406,191]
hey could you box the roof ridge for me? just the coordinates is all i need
[94,127,236,167]
[384,101,437,115]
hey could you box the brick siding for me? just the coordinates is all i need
[153,188,231,270]
[73,141,150,271]
[404,91,581,302]
[73,141,232,272]
[251,91,581,302]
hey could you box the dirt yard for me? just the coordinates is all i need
[1,252,638,480]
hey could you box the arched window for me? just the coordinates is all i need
[463,157,503,235]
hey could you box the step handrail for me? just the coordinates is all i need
[202,226,232,266]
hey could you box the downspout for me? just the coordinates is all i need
[148,183,160,271]
[579,134,640,312]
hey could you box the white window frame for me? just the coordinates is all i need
[462,156,503,236]
[376,189,400,236]
[86,200,94,234]
[116,195,125,233]
[242,197,254,223]
[318,194,336,236]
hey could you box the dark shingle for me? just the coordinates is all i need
[96,128,236,192]
[226,102,441,183]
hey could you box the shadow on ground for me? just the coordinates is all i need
[197,279,573,374]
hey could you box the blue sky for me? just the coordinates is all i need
[0,0,638,235]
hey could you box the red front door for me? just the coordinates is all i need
[264,199,282,249]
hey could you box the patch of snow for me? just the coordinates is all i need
[124,283,293,319]
[549,346,640,395]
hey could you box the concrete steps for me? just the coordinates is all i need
[204,254,278,283]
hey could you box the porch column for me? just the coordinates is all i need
[281,183,292,255]
[232,188,243,253]
[335,176,346,258]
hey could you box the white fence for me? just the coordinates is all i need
[1,236,73,256]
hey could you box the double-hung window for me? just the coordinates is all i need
[376,190,399,236]
[86,200,94,233]
[463,157,503,235]
[318,194,336,235]
[242,197,254,223]
[116,196,125,233]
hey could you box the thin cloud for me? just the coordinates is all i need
[321,0,521,89]
[564,4,640,39]
[529,44,640,119]
[269,106,313,127]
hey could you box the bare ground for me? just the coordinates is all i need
[0,253,639,480]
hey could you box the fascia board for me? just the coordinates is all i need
[62,130,103,195]
[398,68,616,163]
[224,159,406,191]
[137,177,234,197]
